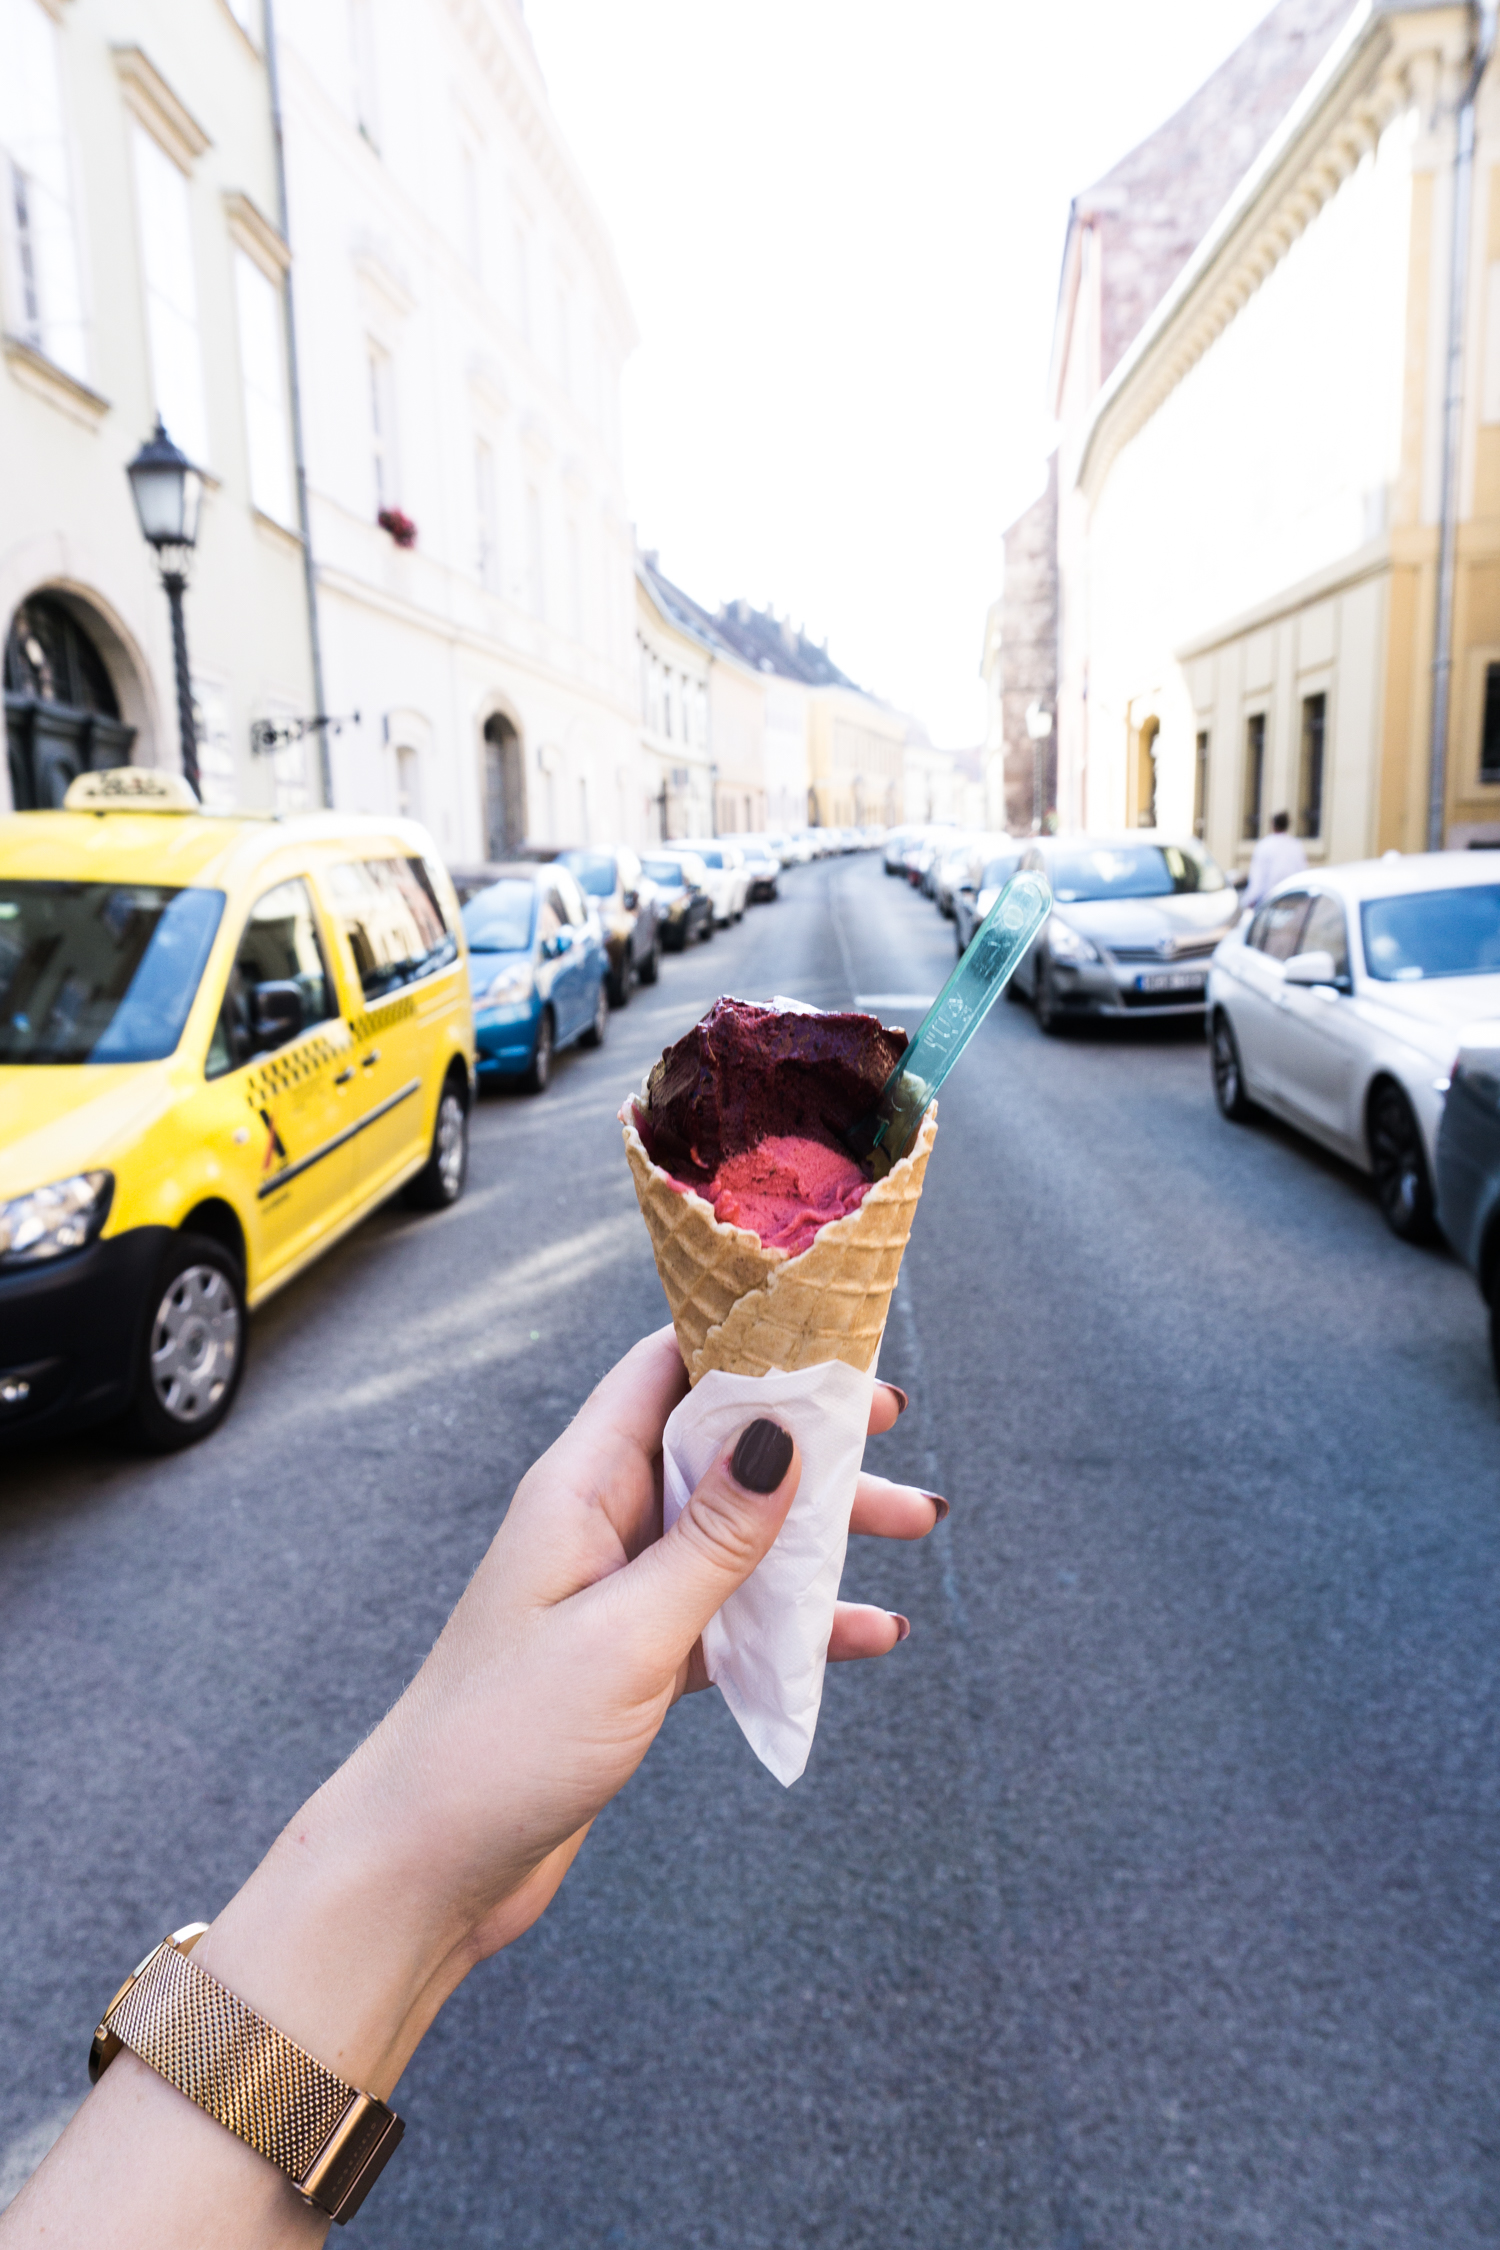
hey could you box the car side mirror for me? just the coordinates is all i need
[1283,949,1339,988]
[958,881,976,896]
[250,979,304,1051]
[622,888,639,910]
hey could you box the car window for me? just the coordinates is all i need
[697,848,724,868]
[1360,884,1500,981]
[328,856,457,1000]
[558,851,617,898]
[1046,842,1225,900]
[1299,893,1349,979]
[1251,891,1312,961]
[206,877,333,1079]
[0,879,224,1066]
[555,871,587,926]
[462,878,535,952]
[537,894,564,945]
[640,857,685,888]
[981,854,1022,889]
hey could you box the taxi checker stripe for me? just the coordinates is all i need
[257,1079,422,1201]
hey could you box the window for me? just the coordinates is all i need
[350,0,380,147]
[1298,693,1326,840]
[0,0,86,381]
[132,125,208,465]
[461,878,534,952]
[328,857,455,1000]
[206,878,331,1077]
[1135,716,1158,828]
[234,250,294,527]
[368,342,394,514]
[555,872,586,927]
[1248,891,1311,961]
[1193,730,1209,841]
[1242,711,1266,842]
[191,677,236,814]
[475,436,498,589]
[395,743,420,819]
[526,485,545,617]
[1045,842,1226,902]
[0,881,224,1065]
[1299,893,1349,980]
[1481,662,1500,784]
[536,892,563,948]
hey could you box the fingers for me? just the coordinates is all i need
[827,1600,909,1662]
[866,1381,909,1437]
[612,1416,802,1662]
[849,1471,946,1541]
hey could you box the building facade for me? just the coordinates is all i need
[1050,0,1500,873]
[635,556,714,839]
[1,0,316,814]
[980,451,1058,835]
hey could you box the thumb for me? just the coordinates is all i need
[623,1417,802,1661]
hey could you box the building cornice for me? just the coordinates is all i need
[1174,533,1392,661]
[112,46,212,171]
[440,0,638,352]
[2,334,110,427]
[1077,5,1470,503]
[223,190,291,277]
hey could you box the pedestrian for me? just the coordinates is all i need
[2,1329,940,2248]
[1243,810,1307,910]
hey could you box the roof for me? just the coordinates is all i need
[0,808,436,891]
[1072,0,1355,384]
[637,551,861,689]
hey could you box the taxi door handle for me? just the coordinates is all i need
[362,1049,380,1068]
[334,1065,355,1085]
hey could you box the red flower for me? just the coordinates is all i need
[378,507,417,548]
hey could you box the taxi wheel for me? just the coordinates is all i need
[523,1009,554,1094]
[405,1078,469,1210]
[581,980,610,1049]
[123,1235,246,1453]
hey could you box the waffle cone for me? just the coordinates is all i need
[621,1099,937,1384]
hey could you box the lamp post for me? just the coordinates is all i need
[126,419,204,800]
[1025,699,1054,834]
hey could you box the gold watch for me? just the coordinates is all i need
[89,1924,403,2225]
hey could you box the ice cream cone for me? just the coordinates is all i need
[621,1099,938,1384]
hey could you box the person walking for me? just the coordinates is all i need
[1243,810,1307,910]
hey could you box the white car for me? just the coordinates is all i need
[666,841,747,924]
[1207,852,1500,1240]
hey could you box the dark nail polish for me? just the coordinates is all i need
[892,1613,911,1643]
[925,1491,950,1523]
[730,1418,794,1494]
[881,1383,909,1416]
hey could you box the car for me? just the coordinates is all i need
[1209,852,1500,1241]
[735,836,782,901]
[639,851,714,947]
[671,840,750,924]
[0,768,474,1453]
[1013,834,1239,1033]
[554,847,661,1005]
[954,845,1026,954]
[936,833,1009,919]
[884,826,917,874]
[1435,1021,1500,1383]
[459,860,609,1093]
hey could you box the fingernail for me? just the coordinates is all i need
[892,1613,911,1643]
[881,1382,909,1415]
[926,1491,949,1523]
[730,1418,794,1494]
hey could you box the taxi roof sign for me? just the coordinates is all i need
[63,768,201,813]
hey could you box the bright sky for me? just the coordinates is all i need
[525,0,1272,747]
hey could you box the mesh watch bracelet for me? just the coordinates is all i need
[89,1925,403,2225]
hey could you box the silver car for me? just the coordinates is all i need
[1013,835,1240,1034]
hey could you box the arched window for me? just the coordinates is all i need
[1134,716,1160,830]
[4,594,136,808]
[482,712,524,858]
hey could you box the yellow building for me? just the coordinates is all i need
[806,687,907,828]
[1052,0,1500,868]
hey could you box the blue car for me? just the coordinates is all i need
[456,861,609,1092]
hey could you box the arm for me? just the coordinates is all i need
[4,1330,938,2247]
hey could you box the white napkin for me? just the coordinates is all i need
[662,1359,876,1785]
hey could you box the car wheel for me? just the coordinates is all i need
[523,1009,554,1094]
[1368,1080,1435,1242]
[1211,1011,1255,1123]
[701,914,714,942]
[123,1234,246,1453]
[1035,960,1065,1036]
[405,1075,469,1209]
[640,939,660,985]
[607,964,630,1008]
[581,979,609,1048]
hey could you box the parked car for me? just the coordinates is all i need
[1436,1020,1500,1382]
[1209,852,1500,1241]
[672,840,749,924]
[459,860,608,1093]
[736,836,782,901]
[639,851,714,947]
[954,845,1026,954]
[1013,835,1239,1032]
[884,826,917,875]
[554,846,661,1005]
[936,833,1010,918]
[0,769,474,1452]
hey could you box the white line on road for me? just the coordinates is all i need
[855,994,935,1010]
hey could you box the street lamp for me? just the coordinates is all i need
[126,418,204,800]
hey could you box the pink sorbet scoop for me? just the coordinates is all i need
[673,1132,872,1256]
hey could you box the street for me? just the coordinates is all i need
[3,852,1498,2248]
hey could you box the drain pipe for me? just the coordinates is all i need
[262,0,334,810]
[1429,0,1498,852]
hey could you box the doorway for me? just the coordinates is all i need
[482,712,524,857]
[4,594,137,807]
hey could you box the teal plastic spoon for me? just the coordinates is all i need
[845,868,1053,1175]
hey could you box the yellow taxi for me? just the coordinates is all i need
[0,768,475,1451]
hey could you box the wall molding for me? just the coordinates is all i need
[112,46,212,172]
[224,190,290,278]
[2,335,110,428]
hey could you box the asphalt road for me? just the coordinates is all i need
[3,854,1498,2248]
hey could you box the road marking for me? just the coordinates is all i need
[855,994,935,1010]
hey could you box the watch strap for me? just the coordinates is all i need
[90,1926,402,2225]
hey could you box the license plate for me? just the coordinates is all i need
[1136,970,1206,994]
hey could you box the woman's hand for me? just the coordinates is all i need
[7,1330,940,2250]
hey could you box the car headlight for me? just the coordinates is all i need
[484,963,535,1006]
[1049,917,1099,963]
[0,1170,114,1266]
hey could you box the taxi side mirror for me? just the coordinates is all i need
[250,980,305,1051]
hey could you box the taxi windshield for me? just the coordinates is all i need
[0,880,225,1065]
